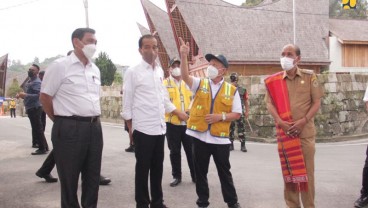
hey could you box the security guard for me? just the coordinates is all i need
[229,72,249,152]
[164,58,196,187]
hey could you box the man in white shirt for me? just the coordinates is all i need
[179,38,242,208]
[122,34,187,208]
[40,28,103,208]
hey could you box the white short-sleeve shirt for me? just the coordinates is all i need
[41,52,101,116]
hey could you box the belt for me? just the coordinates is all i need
[55,115,100,123]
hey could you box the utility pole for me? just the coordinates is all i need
[83,0,89,28]
[293,0,296,44]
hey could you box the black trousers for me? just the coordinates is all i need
[361,145,368,196]
[37,149,56,176]
[52,117,103,208]
[27,107,48,151]
[166,123,195,180]
[133,130,165,208]
[41,110,46,132]
[10,108,16,118]
[191,137,239,207]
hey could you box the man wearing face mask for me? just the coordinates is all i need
[40,28,103,208]
[122,34,186,208]
[16,63,49,155]
[264,44,323,208]
[179,38,242,208]
[163,57,196,187]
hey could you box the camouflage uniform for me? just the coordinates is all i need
[229,73,248,152]
[229,86,247,143]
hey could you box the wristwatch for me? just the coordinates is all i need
[222,112,226,121]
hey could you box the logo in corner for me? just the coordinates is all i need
[342,0,356,10]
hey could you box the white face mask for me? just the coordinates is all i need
[82,44,97,59]
[280,57,295,71]
[171,67,181,77]
[206,65,219,80]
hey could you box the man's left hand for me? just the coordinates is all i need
[205,114,222,124]
[287,118,307,137]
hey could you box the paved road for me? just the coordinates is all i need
[0,116,366,208]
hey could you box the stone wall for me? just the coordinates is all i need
[100,85,124,124]
[100,73,368,141]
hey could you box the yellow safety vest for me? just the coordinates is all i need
[9,100,16,109]
[187,79,236,138]
[163,78,193,125]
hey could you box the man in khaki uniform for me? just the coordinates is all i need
[265,44,323,208]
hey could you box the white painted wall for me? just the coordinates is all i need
[329,36,368,73]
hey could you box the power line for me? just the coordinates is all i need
[179,0,329,16]
[0,0,43,11]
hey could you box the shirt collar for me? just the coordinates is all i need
[283,67,302,79]
[209,77,224,86]
[141,59,158,71]
[70,52,92,67]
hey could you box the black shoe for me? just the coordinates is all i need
[355,195,368,208]
[150,203,169,208]
[35,172,58,183]
[99,175,111,185]
[125,144,135,152]
[32,144,39,148]
[169,178,181,187]
[31,149,47,155]
[241,142,247,152]
[228,203,242,208]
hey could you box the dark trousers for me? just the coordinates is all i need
[361,145,368,196]
[41,110,46,132]
[10,108,16,118]
[27,107,48,151]
[37,149,56,176]
[52,117,103,208]
[191,137,238,207]
[133,130,165,208]
[166,123,195,180]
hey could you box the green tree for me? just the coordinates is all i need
[95,52,117,86]
[6,78,21,97]
[330,0,368,19]
[8,60,26,72]
[113,71,122,85]
[33,57,40,65]
[242,0,263,7]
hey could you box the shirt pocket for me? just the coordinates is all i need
[62,77,87,94]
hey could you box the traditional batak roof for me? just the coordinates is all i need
[141,0,179,63]
[137,22,151,35]
[329,18,368,44]
[173,0,329,65]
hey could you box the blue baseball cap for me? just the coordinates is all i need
[205,53,229,68]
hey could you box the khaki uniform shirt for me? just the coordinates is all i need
[265,67,324,138]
